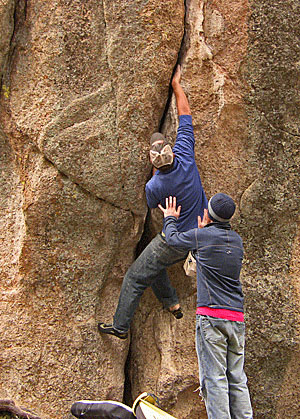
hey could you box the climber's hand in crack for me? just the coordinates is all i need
[172,64,181,87]
[171,65,190,116]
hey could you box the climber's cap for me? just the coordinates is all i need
[149,132,174,169]
[150,132,167,148]
[208,193,236,222]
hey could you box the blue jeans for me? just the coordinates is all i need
[196,315,253,419]
[113,233,188,333]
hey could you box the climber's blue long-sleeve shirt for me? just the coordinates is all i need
[145,115,207,233]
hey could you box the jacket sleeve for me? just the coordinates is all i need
[163,216,198,249]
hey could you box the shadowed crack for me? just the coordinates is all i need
[159,1,187,132]
[122,2,189,407]
[2,0,27,86]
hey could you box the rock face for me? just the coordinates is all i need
[0,1,299,419]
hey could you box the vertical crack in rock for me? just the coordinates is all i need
[123,340,133,407]
[134,205,152,259]
[3,0,27,85]
[122,1,189,404]
[159,0,188,132]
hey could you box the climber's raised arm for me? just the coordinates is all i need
[171,65,191,116]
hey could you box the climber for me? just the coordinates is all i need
[159,194,253,419]
[98,65,207,339]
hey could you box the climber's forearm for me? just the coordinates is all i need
[171,65,191,116]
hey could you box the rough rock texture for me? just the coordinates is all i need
[0,1,299,419]
[239,1,300,417]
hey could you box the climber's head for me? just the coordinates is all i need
[149,132,174,171]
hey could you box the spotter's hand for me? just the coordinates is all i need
[198,208,211,228]
[158,196,181,219]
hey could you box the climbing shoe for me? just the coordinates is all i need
[98,323,128,340]
[169,307,183,319]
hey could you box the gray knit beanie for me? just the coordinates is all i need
[208,193,236,222]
